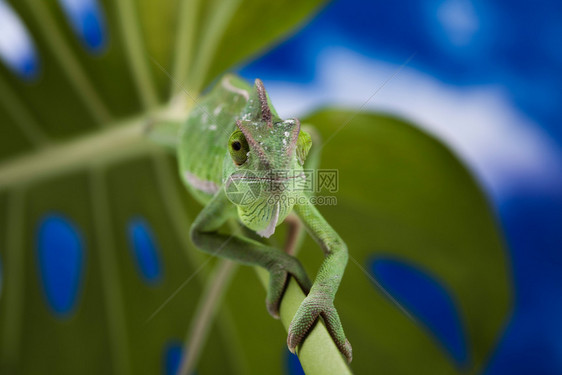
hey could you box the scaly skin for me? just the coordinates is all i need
[177,74,352,362]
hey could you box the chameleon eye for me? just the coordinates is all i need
[228,130,249,165]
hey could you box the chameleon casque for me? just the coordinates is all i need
[176,74,352,362]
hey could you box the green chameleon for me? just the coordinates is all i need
[165,74,352,362]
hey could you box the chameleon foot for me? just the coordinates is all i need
[287,292,353,363]
[266,259,312,319]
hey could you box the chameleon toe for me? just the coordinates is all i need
[321,306,353,362]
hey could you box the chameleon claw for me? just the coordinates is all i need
[266,301,281,320]
[288,345,297,355]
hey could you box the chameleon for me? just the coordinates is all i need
[165,74,352,362]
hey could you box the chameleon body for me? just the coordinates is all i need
[176,74,352,362]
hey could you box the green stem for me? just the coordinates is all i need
[170,0,201,98]
[178,259,238,375]
[114,0,159,109]
[186,0,243,93]
[0,112,163,189]
[90,168,132,375]
[255,269,353,375]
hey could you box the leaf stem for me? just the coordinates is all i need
[90,168,132,375]
[186,0,243,93]
[170,0,201,98]
[255,270,353,375]
[178,259,238,375]
[0,113,161,189]
[114,0,159,109]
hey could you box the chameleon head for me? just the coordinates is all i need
[223,79,311,238]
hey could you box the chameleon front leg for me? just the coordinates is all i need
[288,199,353,363]
[190,189,312,318]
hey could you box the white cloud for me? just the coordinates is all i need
[265,48,562,199]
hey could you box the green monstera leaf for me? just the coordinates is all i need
[291,109,511,374]
[0,0,511,374]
